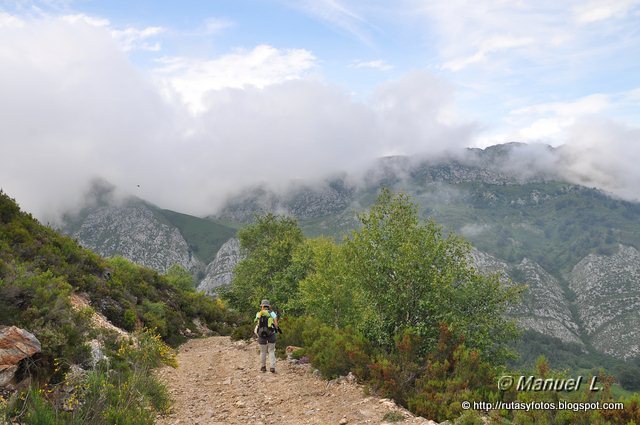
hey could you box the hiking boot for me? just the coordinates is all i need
[270,368,276,373]
[261,366,267,372]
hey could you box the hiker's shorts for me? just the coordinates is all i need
[257,332,276,345]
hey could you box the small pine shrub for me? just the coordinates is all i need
[407,325,497,422]
[382,411,406,422]
[454,410,485,425]
[369,328,425,405]
[123,308,138,331]
[72,330,175,424]
[600,391,640,424]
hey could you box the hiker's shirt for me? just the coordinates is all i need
[255,310,278,344]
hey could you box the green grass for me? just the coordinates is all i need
[154,208,236,263]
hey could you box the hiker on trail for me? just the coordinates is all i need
[254,299,279,373]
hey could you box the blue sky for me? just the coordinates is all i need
[1,0,640,217]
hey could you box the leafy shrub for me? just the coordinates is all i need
[0,270,93,374]
[123,308,137,331]
[344,189,521,362]
[230,323,255,341]
[291,348,306,360]
[305,324,372,380]
[224,213,307,314]
[274,316,312,349]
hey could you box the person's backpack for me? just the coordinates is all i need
[257,312,273,339]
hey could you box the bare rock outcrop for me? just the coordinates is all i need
[197,238,242,295]
[0,326,41,388]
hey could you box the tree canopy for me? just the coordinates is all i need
[224,213,306,313]
[344,189,521,361]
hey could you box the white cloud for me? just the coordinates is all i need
[559,118,640,201]
[481,94,612,144]
[511,94,611,117]
[411,0,639,79]
[413,0,560,70]
[349,59,393,71]
[60,14,166,52]
[153,45,318,113]
[62,13,109,27]
[111,26,166,52]
[203,17,234,34]
[0,15,473,221]
[0,11,25,28]
[574,0,640,24]
[627,88,640,102]
[442,35,534,71]
[371,70,475,155]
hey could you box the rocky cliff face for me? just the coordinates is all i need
[215,180,355,223]
[197,238,242,295]
[514,258,582,345]
[469,250,582,346]
[71,202,202,273]
[569,244,640,359]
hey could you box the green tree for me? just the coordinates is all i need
[344,189,520,362]
[295,237,363,328]
[164,264,194,292]
[224,213,307,313]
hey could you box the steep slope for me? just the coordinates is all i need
[514,258,582,345]
[63,193,237,278]
[0,190,238,422]
[70,200,203,273]
[469,250,582,346]
[0,190,231,343]
[569,244,640,359]
[197,238,242,295]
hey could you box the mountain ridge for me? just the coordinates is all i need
[60,143,640,361]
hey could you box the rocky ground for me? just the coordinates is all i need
[156,336,437,425]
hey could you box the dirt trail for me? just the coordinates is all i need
[156,336,436,425]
